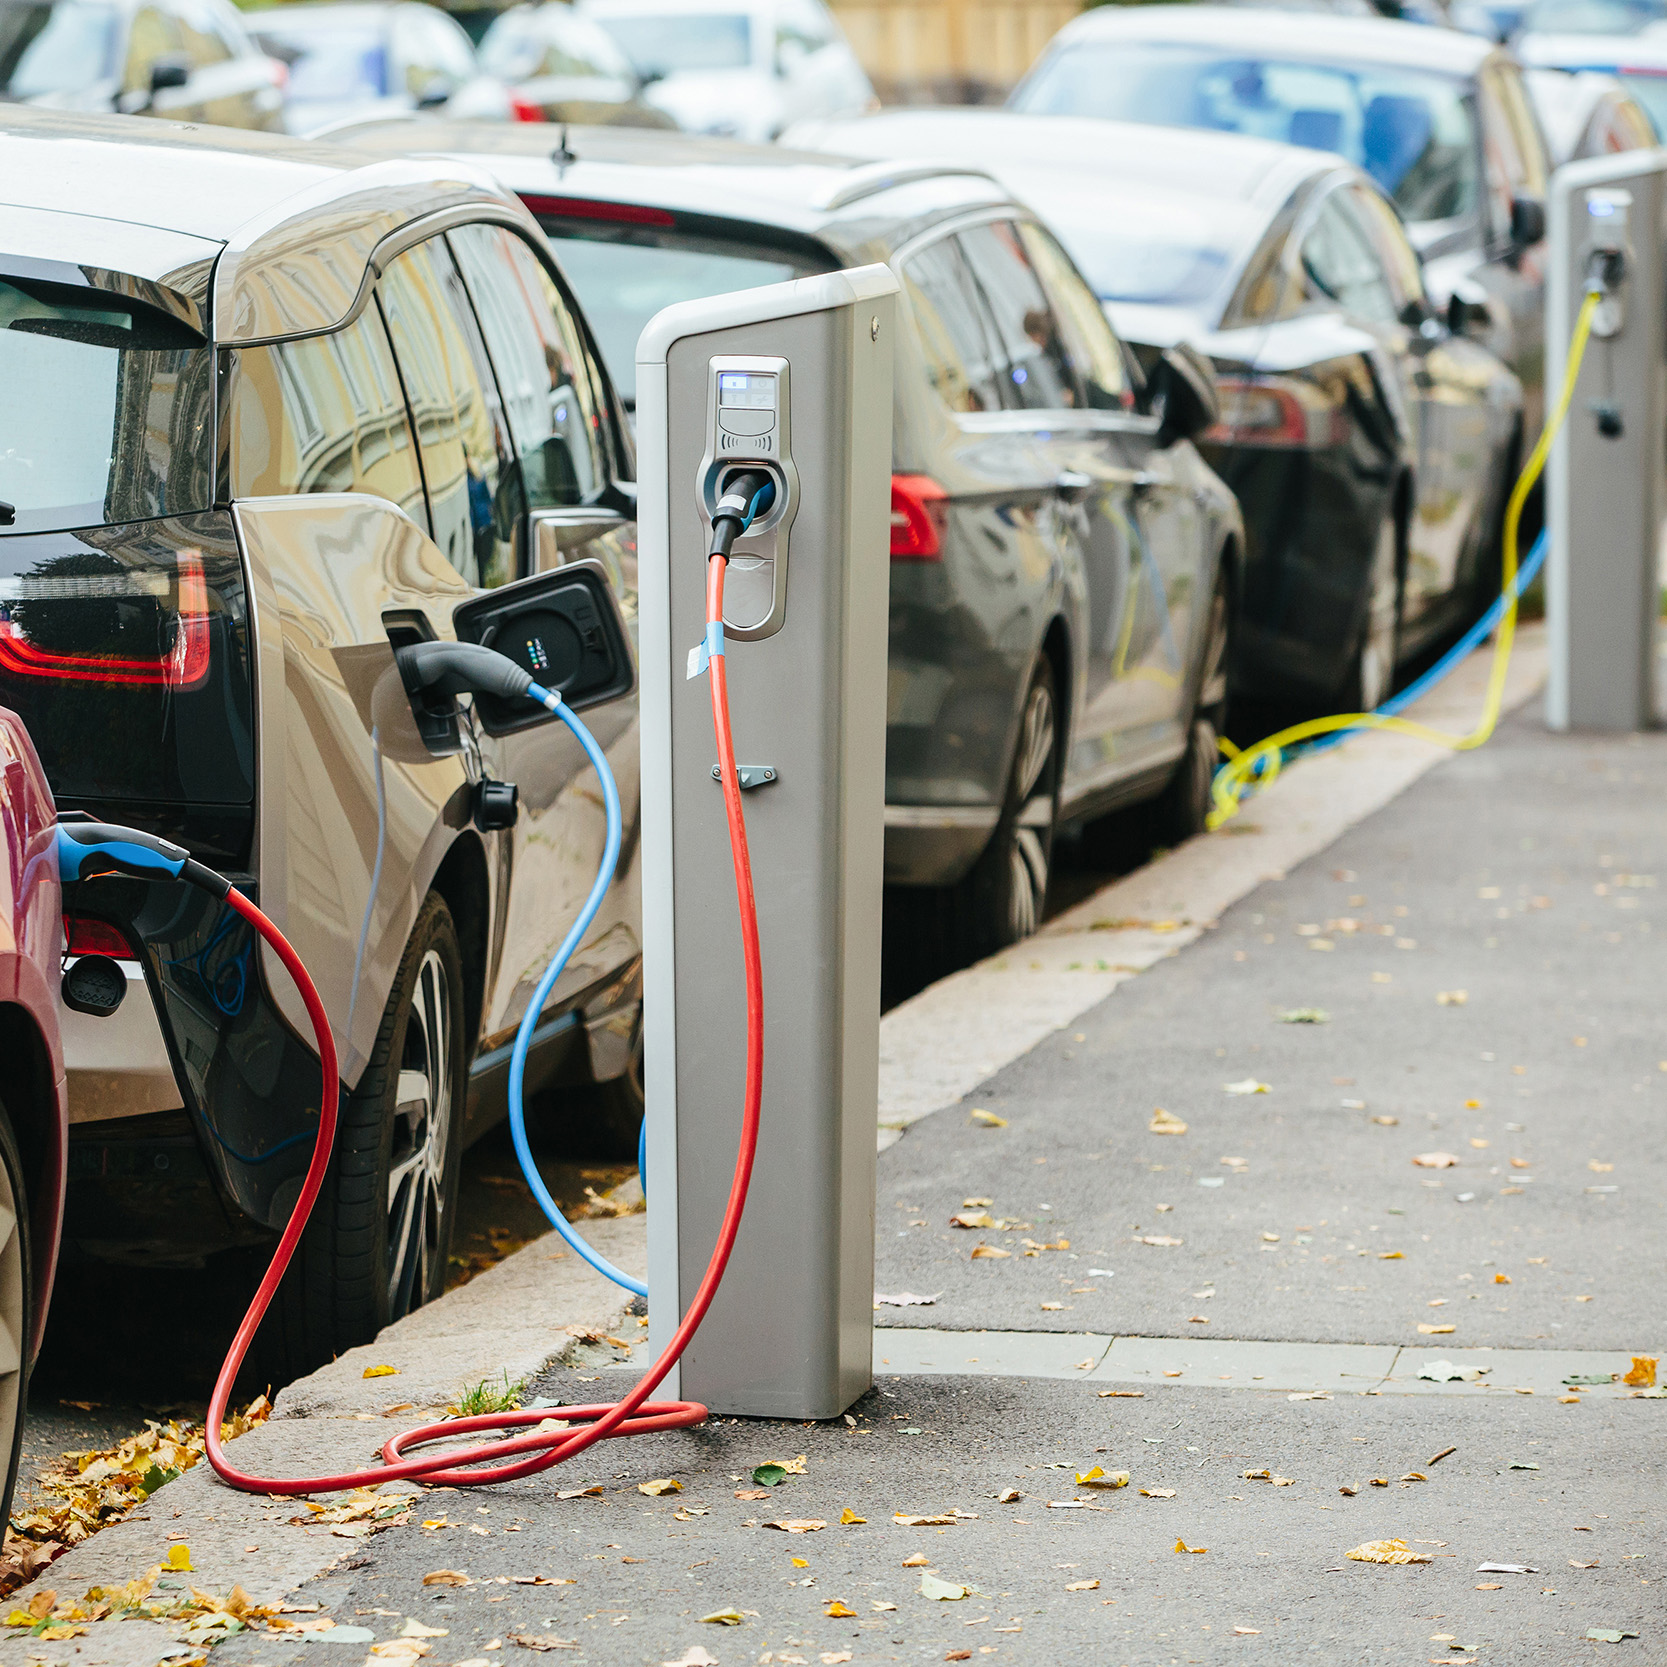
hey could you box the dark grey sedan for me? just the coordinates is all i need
[337,122,1243,961]
[785,110,1524,717]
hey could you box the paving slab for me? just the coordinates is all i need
[874,711,1667,1355]
[191,1372,1666,1667]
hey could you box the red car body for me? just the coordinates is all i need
[0,705,66,1358]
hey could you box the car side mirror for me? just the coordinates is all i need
[450,558,636,735]
[1150,343,1220,447]
[149,54,190,95]
[1510,193,1546,249]
[1446,277,1498,340]
[414,75,456,108]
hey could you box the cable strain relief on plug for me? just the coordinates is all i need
[182,858,234,901]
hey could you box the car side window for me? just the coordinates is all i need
[174,0,233,66]
[956,220,1083,413]
[379,238,520,589]
[1347,185,1427,317]
[1016,220,1130,411]
[397,7,474,96]
[229,305,426,522]
[899,235,1009,416]
[123,6,182,91]
[447,223,607,510]
[1298,192,1398,328]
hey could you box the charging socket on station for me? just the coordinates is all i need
[1585,187,1632,338]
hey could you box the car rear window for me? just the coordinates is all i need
[536,216,833,404]
[0,272,212,535]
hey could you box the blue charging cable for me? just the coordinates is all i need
[506,682,644,1296]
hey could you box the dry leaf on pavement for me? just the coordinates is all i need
[421,1572,469,1588]
[839,1509,865,1524]
[823,1601,856,1618]
[1622,1357,1658,1387]
[1138,1236,1184,1248]
[1173,1540,1206,1553]
[1064,1579,1099,1591]
[506,1634,579,1651]
[1149,1108,1189,1135]
[970,1246,1010,1260]
[1347,1540,1432,1565]
[1413,1153,1458,1168]
[1075,1468,1128,1490]
[638,1479,682,1497]
[1141,1489,1177,1500]
[764,1521,827,1534]
[699,1610,745,1626]
[919,1574,968,1601]
[969,1110,1008,1128]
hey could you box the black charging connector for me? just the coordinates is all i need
[708,469,777,561]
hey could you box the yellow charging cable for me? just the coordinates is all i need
[1206,286,1603,830]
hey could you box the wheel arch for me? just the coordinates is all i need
[428,832,491,1064]
[0,1001,63,1362]
[1038,614,1072,784]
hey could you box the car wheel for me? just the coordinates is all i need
[1339,509,1401,714]
[268,893,466,1378]
[0,1101,30,1529]
[952,657,1060,959]
[1154,570,1231,845]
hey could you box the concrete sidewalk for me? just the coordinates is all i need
[11,630,1667,1665]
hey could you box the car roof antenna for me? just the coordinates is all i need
[552,124,576,172]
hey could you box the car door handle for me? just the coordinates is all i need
[1055,470,1093,506]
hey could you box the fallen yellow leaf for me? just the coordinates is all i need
[1623,1356,1658,1388]
[1149,1107,1189,1135]
[638,1478,682,1497]
[969,1109,1008,1128]
[824,1601,856,1618]
[1418,1324,1456,1335]
[1347,1539,1431,1565]
[970,1245,1010,1260]
[362,1365,400,1379]
[165,1545,193,1572]
[422,1572,470,1587]
[839,1508,865,1525]
[1064,1579,1099,1591]
[1173,1540,1206,1554]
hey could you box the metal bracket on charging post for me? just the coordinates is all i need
[711,764,776,790]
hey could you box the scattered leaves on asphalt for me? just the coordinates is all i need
[422,1572,470,1587]
[1149,1108,1189,1135]
[506,1637,579,1653]
[823,1601,856,1618]
[1224,1079,1270,1095]
[968,1110,1008,1128]
[1075,1468,1128,1490]
[874,1293,941,1308]
[1278,1008,1328,1024]
[1418,1323,1457,1335]
[1137,1236,1184,1248]
[1064,1579,1100,1591]
[1173,1540,1206,1554]
[638,1479,681,1497]
[1623,1357,1658,1387]
[1348,1541,1432,1565]
[1587,1631,1640,1644]
[1413,1153,1458,1168]
[839,1508,865,1525]
[765,1521,827,1534]
[970,1246,1010,1260]
[363,1365,400,1379]
[902,1554,931,1567]
[699,1609,745,1625]
[1141,1489,1177,1500]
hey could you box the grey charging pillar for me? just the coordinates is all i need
[637,266,898,1419]
[1546,150,1667,732]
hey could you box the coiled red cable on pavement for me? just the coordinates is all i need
[205,550,764,1493]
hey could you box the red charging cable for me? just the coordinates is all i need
[205,551,762,1493]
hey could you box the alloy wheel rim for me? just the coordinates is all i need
[1007,680,1057,940]
[386,949,452,1319]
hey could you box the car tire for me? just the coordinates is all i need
[950,656,1060,960]
[267,893,466,1379]
[1338,508,1402,714]
[1153,569,1231,846]
[0,1100,31,1531]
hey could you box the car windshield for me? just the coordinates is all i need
[0,273,213,533]
[0,0,118,96]
[594,11,753,76]
[1521,0,1667,31]
[538,223,828,402]
[254,21,387,102]
[1015,43,1479,222]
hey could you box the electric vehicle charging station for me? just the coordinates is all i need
[637,266,900,1420]
[1546,150,1667,733]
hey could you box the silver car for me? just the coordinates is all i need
[0,108,643,1370]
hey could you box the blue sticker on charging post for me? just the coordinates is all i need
[685,621,725,680]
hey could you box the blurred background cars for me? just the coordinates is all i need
[577,0,873,139]
[1523,61,1656,155]
[1008,6,1552,438]
[0,0,283,126]
[342,121,1241,975]
[477,1,673,123]
[1518,28,1667,135]
[786,109,1524,719]
[248,0,512,131]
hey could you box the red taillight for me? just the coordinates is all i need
[1206,377,1345,449]
[0,550,209,687]
[510,93,545,122]
[890,474,947,561]
[520,192,676,227]
[65,915,133,958]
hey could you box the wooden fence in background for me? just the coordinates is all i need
[829,0,1082,104]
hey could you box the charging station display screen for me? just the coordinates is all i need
[718,372,776,411]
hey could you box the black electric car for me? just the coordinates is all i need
[1008,5,1553,441]
[0,108,644,1371]
[789,109,1524,717]
[337,120,1244,963]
